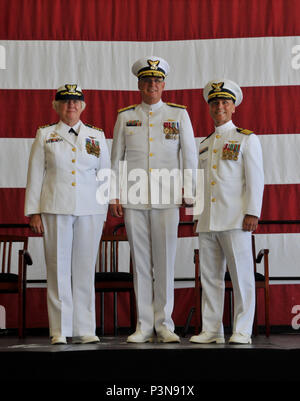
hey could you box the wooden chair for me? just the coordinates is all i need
[95,233,135,336]
[194,234,270,336]
[0,235,33,337]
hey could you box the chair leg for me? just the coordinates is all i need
[18,291,23,338]
[113,292,118,336]
[100,292,105,336]
[227,290,233,329]
[253,288,258,336]
[265,286,270,337]
[22,289,26,338]
[194,250,201,334]
[183,307,195,337]
[18,251,25,338]
[194,278,202,335]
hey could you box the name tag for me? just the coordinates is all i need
[199,146,208,155]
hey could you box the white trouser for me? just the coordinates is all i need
[124,208,179,335]
[198,230,255,336]
[42,213,105,337]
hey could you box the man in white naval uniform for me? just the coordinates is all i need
[25,84,110,344]
[110,57,198,343]
[190,79,264,344]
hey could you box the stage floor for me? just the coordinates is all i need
[0,333,300,395]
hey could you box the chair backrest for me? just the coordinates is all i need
[0,235,28,274]
[251,233,270,280]
[177,221,197,238]
[96,234,132,273]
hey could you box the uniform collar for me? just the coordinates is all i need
[215,120,235,134]
[55,120,83,145]
[59,120,82,134]
[141,99,163,112]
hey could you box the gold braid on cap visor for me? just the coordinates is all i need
[137,70,165,79]
[59,90,82,96]
[208,91,236,102]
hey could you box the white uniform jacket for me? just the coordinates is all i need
[25,120,111,216]
[195,120,264,232]
[110,100,198,209]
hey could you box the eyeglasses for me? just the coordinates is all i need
[60,99,81,104]
[140,77,164,84]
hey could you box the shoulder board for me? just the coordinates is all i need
[118,104,137,113]
[39,122,57,129]
[236,127,253,135]
[200,131,214,143]
[84,123,103,132]
[166,102,187,109]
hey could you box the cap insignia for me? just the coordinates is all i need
[211,82,224,92]
[147,59,160,70]
[60,84,81,96]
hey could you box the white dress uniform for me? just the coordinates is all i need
[111,83,198,336]
[25,119,110,337]
[194,80,264,339]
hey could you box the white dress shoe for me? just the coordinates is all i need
[157,328,180,343]
[51,336,67,345]
[190,331,225,344]
[73,335,100,344]
[229,333,252,344]
[127,330,153,343]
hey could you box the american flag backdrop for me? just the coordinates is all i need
[0,0,299,328]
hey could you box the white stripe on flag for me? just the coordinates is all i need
[0,36,300,89]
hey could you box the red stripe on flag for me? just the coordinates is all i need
[0,188,27,223]
[261,184,300,220]
[1,0,299,41]
[258,184,300,234]
[1,86,300,139]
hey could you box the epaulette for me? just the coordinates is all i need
[39,122,57,129]
[237,127,253,135]
[200,131,214,143]
[166,102,187,109]
[118,104,137,113]
[84,123,103,132]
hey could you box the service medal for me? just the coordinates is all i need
[46,133,63,144]
[163,121,179,140]
[222,143,240,161]
[85,138,100,158]
[126,120,142,126]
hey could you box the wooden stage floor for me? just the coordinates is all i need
[0,333,299,396]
